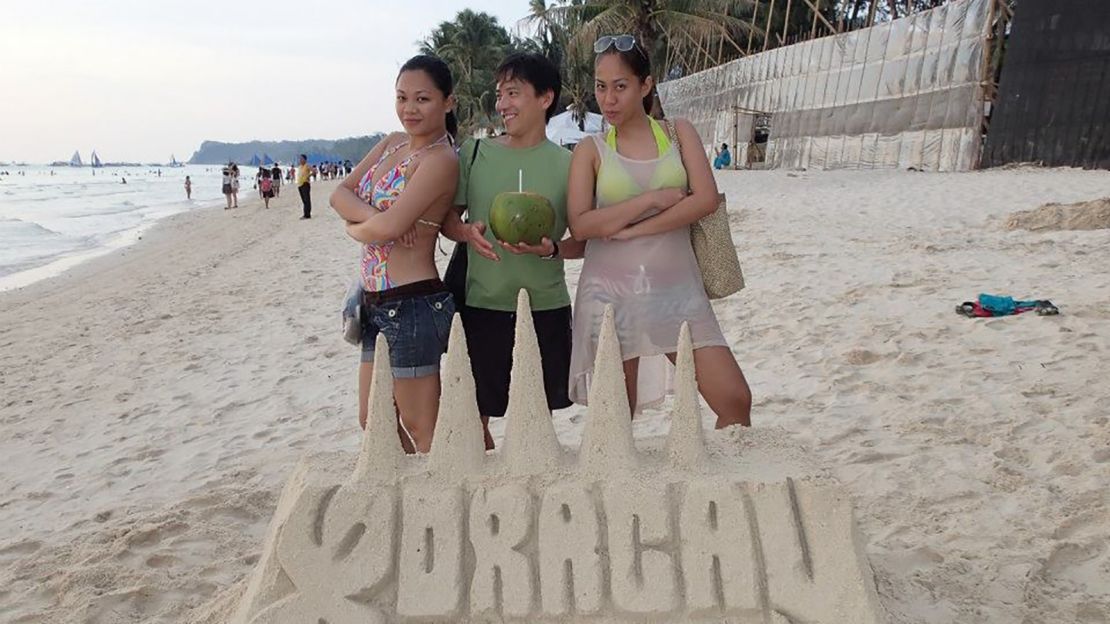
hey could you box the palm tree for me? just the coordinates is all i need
[421,10,513,136]
[523,0,599,128]
[532,0,757,82]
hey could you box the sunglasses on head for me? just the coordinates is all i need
[594,34,639,54]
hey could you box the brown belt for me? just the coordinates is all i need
[362,278,447,306]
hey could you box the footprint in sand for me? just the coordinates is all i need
[126,520,189,549]
[145,554,179,568]
[844,349,882,365]
[0,539,41,559]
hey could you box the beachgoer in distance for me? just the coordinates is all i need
[566,35,752,428]
[329,54,460,453]
[442,53,586,450]
[271,163,282,197]
[230,164,240,208]
[185,175,192,199]
[714,143,732,170]
[221,166,234,209]
[296,155,312,219]
[260,169,274,209]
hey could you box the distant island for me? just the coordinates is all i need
[188,134,386,166]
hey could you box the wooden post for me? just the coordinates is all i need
[811,0,822,38]
[803,0,837,35]
[975,0,999,168]
[866,0,878,26]
[887,0,899,19]
[746,1,761,55]
[763,0,777,51]
[781,0,793,44]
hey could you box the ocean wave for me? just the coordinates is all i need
[0,217,66,237]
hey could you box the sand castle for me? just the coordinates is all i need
[231,291,884,623]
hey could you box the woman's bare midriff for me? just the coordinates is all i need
[382,224,445,287]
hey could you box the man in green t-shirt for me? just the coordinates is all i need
[443,53,585,449]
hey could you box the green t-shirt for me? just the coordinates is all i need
[455,138,572,312]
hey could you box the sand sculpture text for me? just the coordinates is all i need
[233,292,884,623]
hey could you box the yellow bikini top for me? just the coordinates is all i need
[597,117,687,206]
[605,116,672,155]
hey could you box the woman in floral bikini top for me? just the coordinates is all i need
[329,55,460,454]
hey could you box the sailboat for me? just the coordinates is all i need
[91,151,103,168]
[69,151,83,167]
[167,154,184,168]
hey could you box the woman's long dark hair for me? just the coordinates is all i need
[398,55,458,139]
[596,40,655,114]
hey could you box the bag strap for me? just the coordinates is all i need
[441,139,482,256]
[468,139,481,178]
[663,118,692,193]
[662,119,679,151]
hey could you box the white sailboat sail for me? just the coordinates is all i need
[91,151,103,167]
[69,151,83,167]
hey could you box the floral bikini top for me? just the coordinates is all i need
[355,134,451,292]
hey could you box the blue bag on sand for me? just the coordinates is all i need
[978,293,1016,315]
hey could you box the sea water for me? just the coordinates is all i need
[0,164,240,291]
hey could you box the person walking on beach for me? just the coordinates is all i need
[230,164,240,208]
[566,35,752,428]
[441,53,585,450]
[184,175,192,199]
[260,169,274,209]
[330,54,459,454]
[221,166,234,209]
[271,163,282,197]
[296,155,312,219]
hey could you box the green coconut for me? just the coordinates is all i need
[489,191,556,246]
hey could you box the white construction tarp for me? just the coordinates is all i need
[657,0,992,171]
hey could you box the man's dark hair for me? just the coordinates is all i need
[299,154,307,160]
[496,53,562,122]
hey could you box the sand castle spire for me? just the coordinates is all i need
[350,334,404,484]
[500,289,562,474]
[429,315,486,475]
[578,304,637,473]
[665,322,708,468]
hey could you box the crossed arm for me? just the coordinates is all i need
[566,119,719,242]
[331,136,459,244]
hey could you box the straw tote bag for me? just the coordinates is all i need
[663,119,745,299]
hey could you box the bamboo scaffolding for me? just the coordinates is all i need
[975,0,1000,167]
[782,0,794,44]
[746,2,760,55]
[763,0,777,51]
[803,0,837,34]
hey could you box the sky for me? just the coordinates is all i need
[0,0,534,164]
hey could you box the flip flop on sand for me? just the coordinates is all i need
[1035,300,1060,316]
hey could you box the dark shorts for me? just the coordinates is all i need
[361,279,455,378]
[262,189,274,198]
[460,304,572,417]
[222,183,232,194]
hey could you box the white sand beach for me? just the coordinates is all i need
[1,167,1109,623]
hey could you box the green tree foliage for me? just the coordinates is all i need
[420,10,518,136]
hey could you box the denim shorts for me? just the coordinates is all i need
[361,281,455,378]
